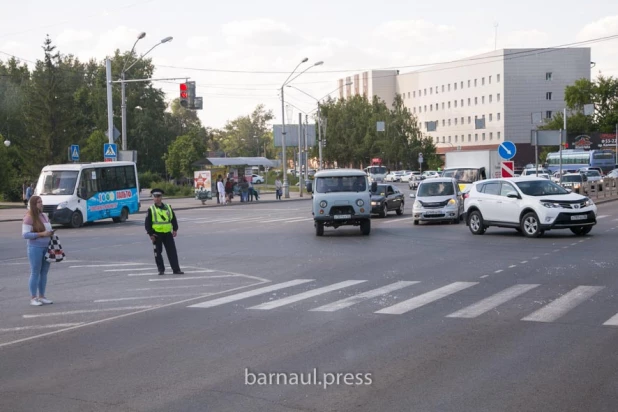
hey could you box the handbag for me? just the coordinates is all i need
[45,234,66,263]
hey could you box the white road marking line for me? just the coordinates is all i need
[375,282,478,315]
[381,217,415,224]
[104,268,152,272]
[520,261,528,264]
[544,253,550,255]
[613,218,618,221]
[521,286,605,323]
[579,240,585,243]
[94,294,200,303]
[597,215,609,219]
[508,265,517,268]
[602,313,618,326]
[249,280,367,310]
[532,257,539,260]
[1,280,268,350]
[310,281,419,312]
[446,284,540,319]
[69,263,150,268]
[480,275,489,278]
[571,243,578,246]
[130,283,237,291]
[149,275,235,282]
[23,306,156,319]
[259,217,312,223]
[562,246,569,249]
[553,249,560,252]
[283,218,313,223]
[0,323,84,333]
[494,270,503,274]
[128,270,218,277]
[188,279,315,309]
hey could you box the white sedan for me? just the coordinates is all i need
[251,174,264,184]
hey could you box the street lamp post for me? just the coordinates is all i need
[280,59,323,198]
[119,33,173,151]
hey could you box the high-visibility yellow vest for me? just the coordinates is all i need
[150,204,173,233]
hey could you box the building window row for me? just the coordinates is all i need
[423,113,501,129]
[433,131,502,144]
[408,74,501,99]
[411,94,501,111]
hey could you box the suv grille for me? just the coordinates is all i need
[542,199,587,209]
[330,206,355,216]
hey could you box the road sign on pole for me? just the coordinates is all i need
[69,145,80,162]
[104,143,117,161]
[501,161,514,178]
[498,141,517,160]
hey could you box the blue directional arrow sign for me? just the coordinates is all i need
[498,141,516,160]
[103,143,117,160]
[70,145,80,161]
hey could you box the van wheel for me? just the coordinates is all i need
[360,219,371,235]
[468,211,485,235]
[521,212,543,238]
[113,207,129,223]
[315,221,324,236]
[70,211,83,228]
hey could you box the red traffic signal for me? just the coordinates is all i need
[180,83,189,107]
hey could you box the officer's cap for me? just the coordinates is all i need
[151,188,164,196]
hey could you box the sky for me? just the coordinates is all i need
[1,0,618,129]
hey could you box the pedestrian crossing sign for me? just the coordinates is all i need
[104,143,117,160]
[70,144,80,161]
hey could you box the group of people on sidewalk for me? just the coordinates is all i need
[214,175,285,204]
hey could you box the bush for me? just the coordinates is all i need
[156,182,194,197]
[139,171,162,190]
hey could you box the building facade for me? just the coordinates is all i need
[338,48,591,164]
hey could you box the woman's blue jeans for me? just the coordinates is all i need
[27,245,50,297]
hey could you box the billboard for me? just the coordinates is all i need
[566,132,617,151]
[272,124,317,147]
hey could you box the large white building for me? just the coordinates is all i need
[338,48,591,163]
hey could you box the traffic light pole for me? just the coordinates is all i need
[106,59,114,145]
[121,72,127,151]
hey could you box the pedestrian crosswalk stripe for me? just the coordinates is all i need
[597,215,609,219]
[521,286,605,323]
[310,281,419,312]
[446,284,540,319]
[602,313,618,326]
[249,280,367,310]
[188,279,314,308]
[375,282,478,315]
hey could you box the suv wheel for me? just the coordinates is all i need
[521,212,543,238]
[315,221,324,236]
[570,226,592,236]
[468,210,486,235]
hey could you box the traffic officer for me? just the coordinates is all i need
[145,189,184,275]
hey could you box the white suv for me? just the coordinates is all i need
[464,177,597,237]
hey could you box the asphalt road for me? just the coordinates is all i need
[1,183,618,412]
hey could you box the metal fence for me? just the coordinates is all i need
[581,178,618,201]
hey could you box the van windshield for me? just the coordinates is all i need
[37,171,78,195]
[315,176,366,193]
[442,168,479,183]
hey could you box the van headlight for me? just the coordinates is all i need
[413,201,421,209]
[57,202,68,209]
[356,199,364,207]
[319,200,327,208]
[447,198,456,206]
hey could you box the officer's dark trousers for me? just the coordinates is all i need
[153,232,180,272]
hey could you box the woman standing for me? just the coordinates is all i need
[22,195,54,306]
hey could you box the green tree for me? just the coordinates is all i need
[80,130,107,162]
[164,130,207,178]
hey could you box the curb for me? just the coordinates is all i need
[0,197,312,223]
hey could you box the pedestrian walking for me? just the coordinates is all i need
[145,189,184,275]
[22,195,55,306]
[217,177,226,205]
[275,178,282,200]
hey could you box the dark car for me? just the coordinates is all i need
[560,173,588,194]
[370,184,404,217]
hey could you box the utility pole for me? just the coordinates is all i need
[121,71,127,151]
[280,86,289,198]
[106,59,114,145]
[317,102,323,170]
[298,112,304,197]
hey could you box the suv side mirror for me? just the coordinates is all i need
[506,191,519,199]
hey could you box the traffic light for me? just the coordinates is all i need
[180,83,189,107]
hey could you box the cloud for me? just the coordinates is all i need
[221,19,303,47]
[186,36,210,50]
[373,20,455,44]
[500,29,551,48]
[55,29,94,48]
[576,15,618,78]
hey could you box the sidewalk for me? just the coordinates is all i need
[0,190,312,223]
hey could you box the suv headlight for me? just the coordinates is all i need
[541,202,560,208]
[319,200,327,208]
[584,198,594,207]
[356,199,364,207]
[57,201,68,210]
